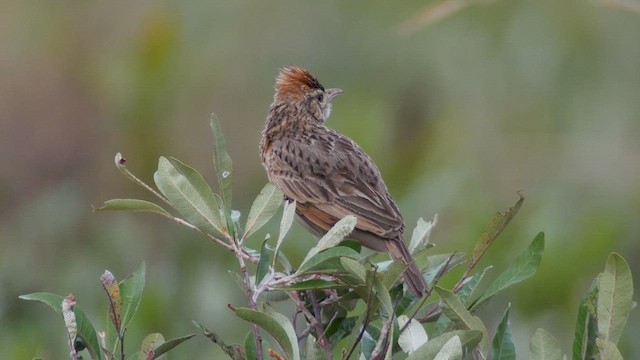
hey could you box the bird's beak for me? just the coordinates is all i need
[326,88,343,100]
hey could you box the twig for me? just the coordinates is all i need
[164,215,258,263]
[290,291,332,359]
[324,311,341,337]
[370,315,393,359]
[268,348,287,360]
[114,153,172,207]
[67,333,78,360]
[308,291,333,359]
[344,282,375,360]
[317,291,346,307]
[414,252,457,323]
[297,324,313,342]
[421,303,443,322]
[371,272,398,358]
[233,236,264,359]
[119,330,126,360]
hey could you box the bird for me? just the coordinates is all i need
[259,66,427,297]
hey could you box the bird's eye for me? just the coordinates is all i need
[316,94,324,102]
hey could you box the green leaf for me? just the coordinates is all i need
[95,199,171,217]
[470,192,524,269]
[274,279,349,291]
[382,260,408,290]
[409,215,438,253]
[460,266,492,305]
[433,335,462,360]
[274,200,296,264]
[305,335,327,360]
[119,263,146,333]
[372,276,394,316]
[228,270,248,292]
[272,244,293,274]
[596,253,633,344]
[433,313,452,337]
[300,215,357,268]
[339,239,362,253]
[529,328,562,360]
[435,287,489,353]
[19,293,103,360]
[332,315,363,354]
[472,232,544,310]
[595,339,623,360]
[244,331,258,360]
[492,305,516,360]
[340,257,367,284]
[243,183,283,239]
[259,289,291,302]
[572,279,598,360]
[264,305,301,360]
[138,333,164,360]
[360,329,377,360]
[406,330,482,360]
[256,239,272,285]
[234,307,300,360]
[436,288,479,329]
[419,253,467,285]
[149,334,197,359]
[210,114,233,211]
[154,156,226,236]
[398,315,428,354]
[296,246,360,275]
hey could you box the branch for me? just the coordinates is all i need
[233,236,264,359]
[290,291,332,359]
[344,282,375,360]
[407,252,457,324]
[309,291,333,359]
[370,315,393,359]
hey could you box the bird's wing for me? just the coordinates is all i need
[266,131,404,238]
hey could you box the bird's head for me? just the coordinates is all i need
[274,66,343,122]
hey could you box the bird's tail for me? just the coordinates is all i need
[385,240,427,297]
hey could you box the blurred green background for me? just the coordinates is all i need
[2,0,639,358]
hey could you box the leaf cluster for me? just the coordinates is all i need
[20,264,194,360]
[21,115,635,360]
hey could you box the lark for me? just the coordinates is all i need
[260,66,427,297]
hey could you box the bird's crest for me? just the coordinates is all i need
[275,66,324,97]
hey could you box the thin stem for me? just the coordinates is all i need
[344,283,375,360]
[420,303,442,322]
[164,215,258,263]
[114,153,172,207]
[233,236,264,360]
[411,252,456,324]
[67,333,78,360]
[370,315,393,359]
[400,295,428,334]
[290,292,332,359]
[316,291,345,307]
[373,295,400,359]
[309,291,333,359]
[119,330,125,360]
